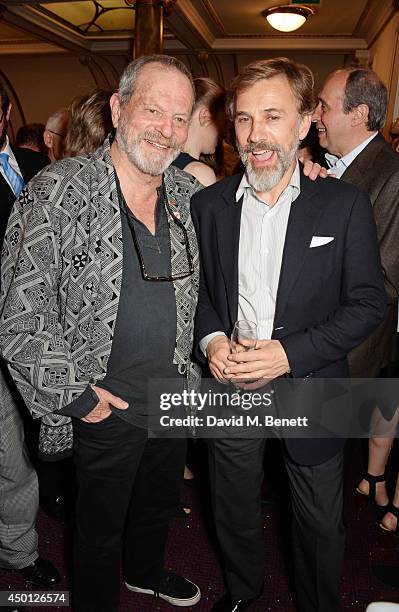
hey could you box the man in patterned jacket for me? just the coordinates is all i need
[0,55,202,612]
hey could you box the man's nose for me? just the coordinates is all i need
[157,115,173,138]
[248,118,268,143]
[312,102,321,123]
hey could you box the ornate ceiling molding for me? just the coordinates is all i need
[199,0,226,36]
[0,39,67,55]
[354,0,397,46]
[211,36,368,52]
[0,0,378,56]
[174,0,215,47]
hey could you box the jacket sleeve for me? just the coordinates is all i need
[372,169,399,303]
[0,180,91,419]
[280,190,387,377]
[191,192,226,363]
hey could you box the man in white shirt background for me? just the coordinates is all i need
[313,68,399,379]
[314,68,399,526]
[0,83,48,247]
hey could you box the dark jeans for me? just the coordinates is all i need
[72,413,186,612]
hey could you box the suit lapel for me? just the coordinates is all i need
[0,169,14,199]
[274,173,323,321]
[215,174,243,324]
[341,134,385,191]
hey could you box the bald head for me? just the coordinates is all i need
[44,108,69,161]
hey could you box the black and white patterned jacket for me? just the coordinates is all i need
[0,138,202,458]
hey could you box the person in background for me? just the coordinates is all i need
[298,122,326,165]
[0,79,59,600]
[313,68,399,530]
[172,77,226,186]
[16,122,48,155]
[389,116,399,152]
[63,89,113,158]
[0,85,49,248]
[43,108,68,162]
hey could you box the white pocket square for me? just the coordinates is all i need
[309,236,335,248]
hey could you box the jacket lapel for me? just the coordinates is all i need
[341,134,385,192]
[274,172,323,321]
[215,174,244,324]
[0,171,13,198]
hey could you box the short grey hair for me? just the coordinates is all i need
[342,68,387,131]
[118,54,195,107]
[45,108,69,132]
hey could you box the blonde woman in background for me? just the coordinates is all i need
[172,77,226,186]
[63,89,113,158]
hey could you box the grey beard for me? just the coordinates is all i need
[116,127,181,177]
[245,162,291,193]
[238,136,300,193]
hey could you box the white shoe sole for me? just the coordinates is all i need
[125,580,201,607]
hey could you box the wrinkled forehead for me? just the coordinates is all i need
[235,75,299,113]
[135,64,194,100]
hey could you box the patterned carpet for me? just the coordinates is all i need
[1,440,399,612]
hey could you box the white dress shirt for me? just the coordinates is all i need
[325,132,378,178]
[200,161,301,355]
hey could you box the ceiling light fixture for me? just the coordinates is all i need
[264,5,314,33]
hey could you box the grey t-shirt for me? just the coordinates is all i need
[95,188,182,428]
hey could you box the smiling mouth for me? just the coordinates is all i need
[316,127,326,134]
[251,149,275,161]
[145,139,169,150]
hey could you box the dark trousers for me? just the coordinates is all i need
[208,438,344,612]
[72,413,186,612]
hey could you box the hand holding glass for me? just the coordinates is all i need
[231,320,258,354]
[230,320,257,386]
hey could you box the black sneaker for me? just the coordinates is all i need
[125,571,201,607]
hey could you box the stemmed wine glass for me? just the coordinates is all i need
[230,320,257,387]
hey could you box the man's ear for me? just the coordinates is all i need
[43,129,53,149]
[110,93,121,129]
[198,105,212,127]
[351,104,369,127]
[299,113,312,141]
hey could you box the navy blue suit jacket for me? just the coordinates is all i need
[191,167,387,465]
[0,145,49,249]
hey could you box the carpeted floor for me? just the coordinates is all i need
[1,440,399,612]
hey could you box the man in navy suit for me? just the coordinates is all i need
[0,85,49,248]
[191,58,386,612]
